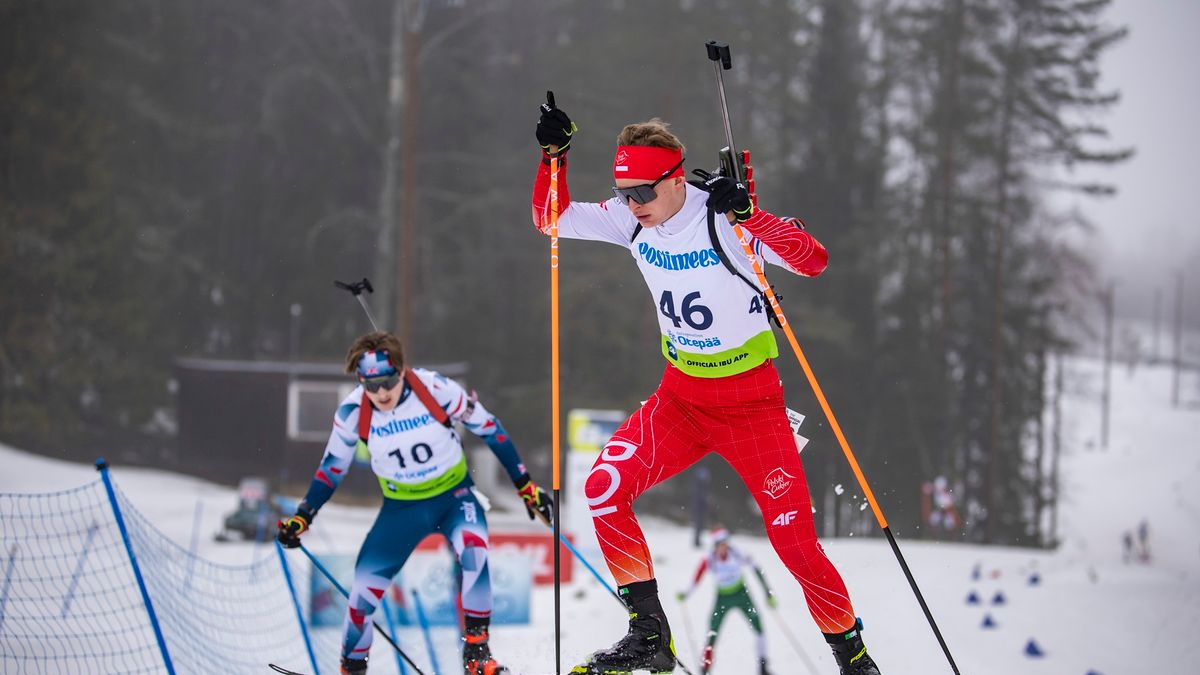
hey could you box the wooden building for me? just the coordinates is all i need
[175,357,468,496]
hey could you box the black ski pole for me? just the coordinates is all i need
[704,41,742,182]
[535,521,694,675]
[296,543,426,674]
[703,39,962,675]
[334,278,381,332]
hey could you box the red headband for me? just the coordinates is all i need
[613,145,684,181]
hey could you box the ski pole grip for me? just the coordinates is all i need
[705,40,732,69]
[333,277,373,296]
[546,90,556,108]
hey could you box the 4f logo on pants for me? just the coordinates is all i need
[461,501,477,523]
[772,510,798,527]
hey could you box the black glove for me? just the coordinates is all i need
[536,91,576,157]
[515,474,554,526]
[276,504,314,549]
[697,171,754,223]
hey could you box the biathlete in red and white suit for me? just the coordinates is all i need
[531,99,882,675]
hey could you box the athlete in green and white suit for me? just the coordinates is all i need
[678,529,775,675]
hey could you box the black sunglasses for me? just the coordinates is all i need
[611,157,685,205]
[361,374,402,393]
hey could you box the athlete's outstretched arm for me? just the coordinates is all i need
[456,390,528,484]
[530,94,634,246]
[450,383,553,524]
[677,558,710,601]
[531,151,636,245]
[531,151,572,231]
[700,173,828,277]
[277,400,361,547]
[752,563,776,601]
[299,402,361,514]
[740,210,829,278]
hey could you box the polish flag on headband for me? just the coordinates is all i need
[612,145,684,181]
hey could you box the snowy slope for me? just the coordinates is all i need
[1,355,1197,674]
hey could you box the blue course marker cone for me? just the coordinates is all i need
[1028,573,1041,586]
[992,590,1007,605]
[981,613,996,629]
[1024,638,1045,657]
[1085,670,1103,675]
[966,590,981,605]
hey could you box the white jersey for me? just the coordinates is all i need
[325,368,493,499]
[555,184,790,377]
[706,546,756,591]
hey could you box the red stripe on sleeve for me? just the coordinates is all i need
[740,210,828,277]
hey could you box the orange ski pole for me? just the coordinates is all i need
[546,91,565,675]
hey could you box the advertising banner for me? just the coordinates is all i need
[309,547,532,627]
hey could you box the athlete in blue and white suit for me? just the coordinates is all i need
[277,331,552,675]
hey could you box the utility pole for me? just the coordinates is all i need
[1153,287,1162,362]
[1173,272,1184,407]
[1101,282,1114,449]
[374,0,428,348]
[374,0,407,332]
[397,7,421,350]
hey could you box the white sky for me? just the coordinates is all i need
[1065,0,1200,320]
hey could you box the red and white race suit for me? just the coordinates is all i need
[531,155,857,634]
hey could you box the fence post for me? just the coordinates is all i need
[95,458,176,675]
[0,543,16,636]
[275,541,321,675]
[381,593,409,675]
[412,589,441,675]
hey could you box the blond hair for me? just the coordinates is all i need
[616,118,686,153]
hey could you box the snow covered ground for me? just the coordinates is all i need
[1,354,1197,674]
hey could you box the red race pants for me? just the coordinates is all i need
[584,360,857,634]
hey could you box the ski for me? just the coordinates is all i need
[270,665,551,675]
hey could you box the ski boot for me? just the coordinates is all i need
[572,580,677,675]
[340,656,368,675]
[463,615,510,675]
[759,657,773,675]
[824,618,881,675]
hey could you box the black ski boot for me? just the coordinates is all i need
[572,580,677,674]
[759,656,773,675]
[462,615,510,675]
[340,656,368,675]
[824,618,881,675]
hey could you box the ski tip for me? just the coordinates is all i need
[268,665,306,675]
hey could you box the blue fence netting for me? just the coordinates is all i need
[0,464,457,675]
